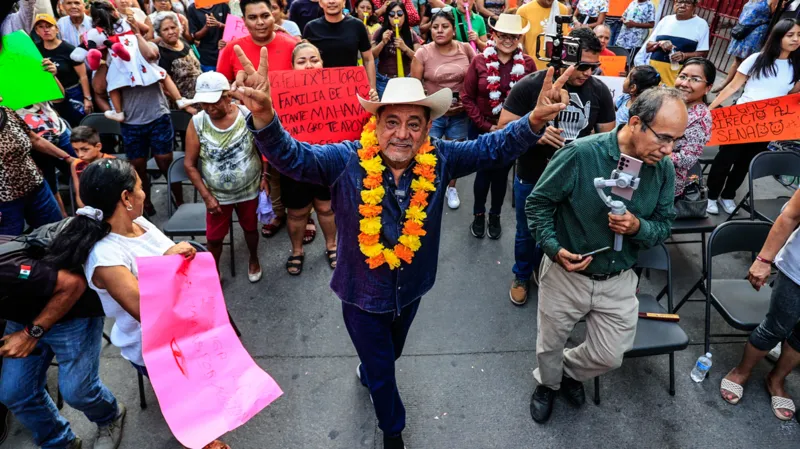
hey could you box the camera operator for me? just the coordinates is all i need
[498,25,616,306]
[0,222,125,449]
[525,88,682,424]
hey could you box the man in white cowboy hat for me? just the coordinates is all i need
[230,45,573,448]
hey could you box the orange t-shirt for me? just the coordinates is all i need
[216,33,297,82]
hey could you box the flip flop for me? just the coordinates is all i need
[765,381,796,421]
[720,378,744,405]
[286,254,304,276]
[303,217,317,244]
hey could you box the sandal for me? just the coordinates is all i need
[261,216,286,238]
[303,217,317,245]
[326,249,337,270]
[286,254,304,276]
[720,377,744,405]
[766,380,796,421]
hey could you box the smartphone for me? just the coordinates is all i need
[611,154,643,200]
[451,91,460,106]
[580,246,610,259]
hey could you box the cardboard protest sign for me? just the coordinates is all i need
[138,253,283,449]
[608,0,629,17]
[596,75,625,105]
[269,67,372,144]
[708,94,800,147]
[0,31,63,110]
[599,55,627,77]
[222,14,249,42]
[194,0,229,8]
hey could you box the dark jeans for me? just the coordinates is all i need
[707,141,769,200]
[513,176,543,281]
[52,85,86,128]
[0,318,119,448]
[0,182,63,235]
[342,299,421,437]
[473,163,513,215]
[749,271,800,353]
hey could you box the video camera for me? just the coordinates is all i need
[535,15,583,69]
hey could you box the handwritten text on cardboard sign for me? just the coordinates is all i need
[708,94,800,146]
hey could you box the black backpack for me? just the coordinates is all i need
[0,218,74,260]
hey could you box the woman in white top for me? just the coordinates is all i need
[706,19,800,216]
[45,159,232,449]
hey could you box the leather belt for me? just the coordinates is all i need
[576,270,626,281]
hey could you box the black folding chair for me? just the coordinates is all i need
[134,240,242,409]
[699,145,718,175]
[704,221,773,353]
[593,243,689,404]
[729,151,800,222]
[162,156,236,277]
[78,113,125,157]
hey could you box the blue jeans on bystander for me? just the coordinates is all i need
[512,176,543,282]
[0,182,63,235]
[0,318,119,448]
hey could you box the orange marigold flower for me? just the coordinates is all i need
[359,204,383,217]
[363,172,383,189]
[394,244,414,264]
[357,145,380,160]
[366,253,385,269]
[358,233,380,245]
[417,140,434,154]
[403,220,427,237]
[413,164,436,183]
[409,190,428,208]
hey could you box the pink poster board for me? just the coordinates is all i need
[138,253,282,449]
[222,14,249,43]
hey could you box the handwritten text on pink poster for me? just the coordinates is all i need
[138,253,282,449]
[222,14,249,43]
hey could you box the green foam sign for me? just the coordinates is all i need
[0,31,64,110]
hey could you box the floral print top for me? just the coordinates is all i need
[614,0,656,50]
[576,0,609,19]
[672,103,712,196]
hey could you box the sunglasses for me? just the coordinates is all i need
[388,10,405,17]
[575,62,601,72]
[431,6,454,13]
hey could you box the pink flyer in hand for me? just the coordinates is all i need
[138,253,282,449]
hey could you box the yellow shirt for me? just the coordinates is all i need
[517,0,570,71]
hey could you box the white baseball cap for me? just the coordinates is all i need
[189,72,231,104]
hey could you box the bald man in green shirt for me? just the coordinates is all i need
[526,88,683,424]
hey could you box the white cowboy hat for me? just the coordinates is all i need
[488,14,530,35]
[357,78,452,120]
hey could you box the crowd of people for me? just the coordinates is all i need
[2,0,800,448]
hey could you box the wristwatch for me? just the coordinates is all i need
[25,324,46,339]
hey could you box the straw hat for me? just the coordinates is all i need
[487,14,530,35]
[357,78,452,120]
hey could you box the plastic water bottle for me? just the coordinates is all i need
[691,352,712,382]
[670,48,681,71]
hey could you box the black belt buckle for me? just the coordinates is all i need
[580,270,624,281]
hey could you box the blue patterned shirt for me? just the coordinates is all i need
[614,0,656,50]
[249,113,543,313]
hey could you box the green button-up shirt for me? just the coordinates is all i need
[526,125,677,275]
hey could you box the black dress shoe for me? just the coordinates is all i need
[561,375,586,407]
[530,385,556,423]
[384,433,405,449]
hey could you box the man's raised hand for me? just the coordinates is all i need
[529,66,574,132]
[230,45,274,129]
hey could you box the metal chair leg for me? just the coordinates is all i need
[137,371,147,409]
[57,387,64,410]
[593,377,600,405]
[228,312,242,337]
[669,353,676,396]
[229,223,236,277]
[102,332,112,345]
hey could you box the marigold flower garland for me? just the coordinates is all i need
[357,116,436,270]
[484,39,525,116]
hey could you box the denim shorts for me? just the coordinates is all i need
[430,112,469,141]
[120,114,174,161]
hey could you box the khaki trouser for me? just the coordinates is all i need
[268,165,286,219]
[533,256,639,390]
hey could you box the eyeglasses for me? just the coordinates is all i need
[676,73,708,84]
[494,32,520,42]
[575,62,601,72]
[642,121,681,145]
[388,10,405,17]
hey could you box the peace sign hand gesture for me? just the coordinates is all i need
[230,45,275,129]
[529,66,574,132]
